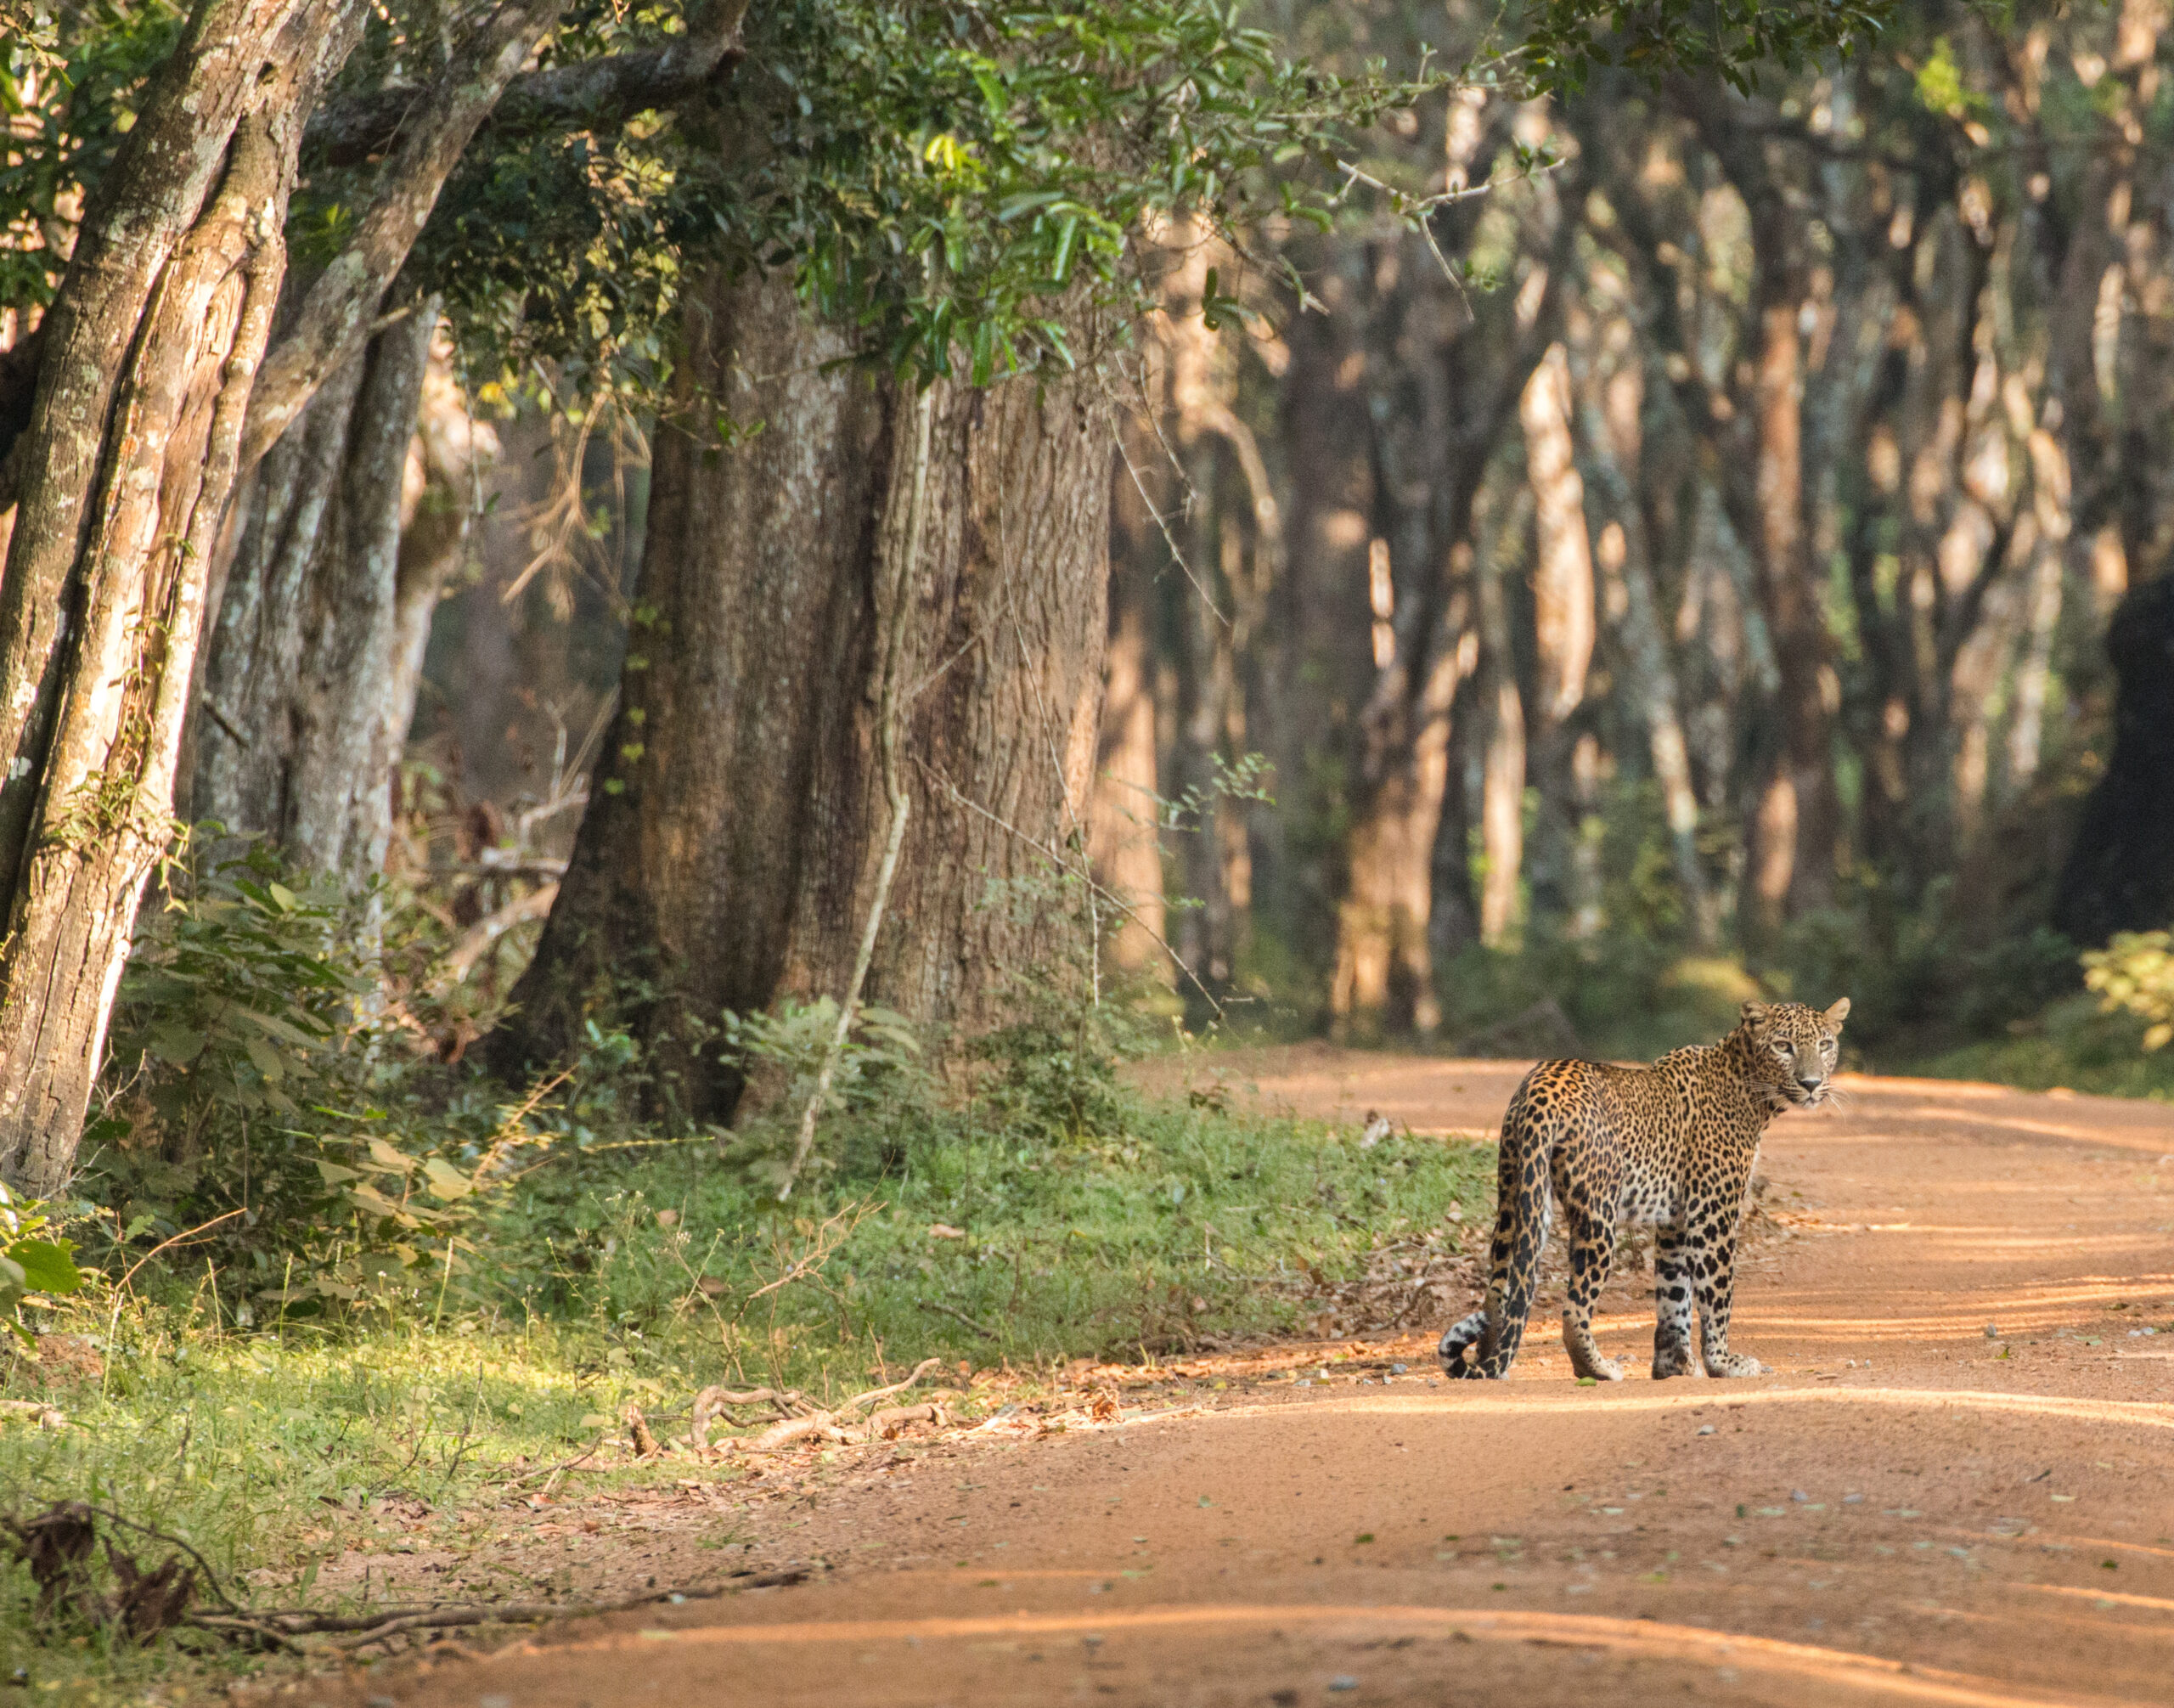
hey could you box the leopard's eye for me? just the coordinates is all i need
[1770,1040,1789,1056]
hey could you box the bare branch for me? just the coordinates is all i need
[303,3,746,170]
[244,0,752,471]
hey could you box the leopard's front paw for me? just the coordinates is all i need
[1704,1350,1766,1378]
[1651,1341,1697,1380]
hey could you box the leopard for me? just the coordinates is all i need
[1438,998,1850,1383]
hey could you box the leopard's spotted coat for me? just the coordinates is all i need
[1439,999,1850,1382]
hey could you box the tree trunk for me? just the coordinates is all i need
[491,270,1110,1116]
[0,0,364,1192]
[1476,488,1533,947]
[1326,172,1557,1030]
[1519,343,1597,928]
[188,301,486,890]
[1088,532,1168,978]
[1253,255,1380,1006]
[2052,572,2174,945]
[1676,80,1843,935]
[1571,331,1719,946]
[0,0,573,1191]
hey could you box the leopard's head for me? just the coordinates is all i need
[1734,998,1850,1109]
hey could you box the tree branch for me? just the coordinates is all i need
[301,1,747,170]
[240,0,586,473]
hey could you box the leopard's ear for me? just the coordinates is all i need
[1739,1001,1771,1029]
[1823,997,1851,1031]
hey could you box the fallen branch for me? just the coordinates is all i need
[187,1567,808,1649]
[735,1357,946,1452]
[838,1357,946,1414]
[864,1402,945,1437]
[742,1416,852,1453]
[689,1386,803,1449]
[496,1441,598,1490]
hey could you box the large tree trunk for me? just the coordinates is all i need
[1571,324,1718,947]
[0,0,567,1191]
[2052,573,2174,945]
[1518,343,1597,929]
[1252,255,1380,1011]
[1677,81,1844,935]
[0,0,363,1192]
[1475,488,1533,948]
[187,302,482,889]
[1326,161,1557,1031]
[490,271,1110,1116]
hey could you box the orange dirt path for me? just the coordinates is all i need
[324,1052,2174,1706]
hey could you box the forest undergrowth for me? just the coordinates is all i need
[0,840,1493,1695]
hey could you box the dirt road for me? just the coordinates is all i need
[335,1054,2174,1707]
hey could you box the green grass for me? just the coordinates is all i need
[486,1089,1493,1373]
[0,1091,1492,1695]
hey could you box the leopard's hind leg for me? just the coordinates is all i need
[1556,1151,1625,1382]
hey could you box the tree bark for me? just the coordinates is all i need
[1253,252,1379,1009]
[1088,525,1168,978]
[0,0,365,1193]
[1476,487,1533,948]
[1676,80,1844,933]
[2052,572,2174,945]
[187,301,493,888]
[1326,157,1558,1029]
[1570,327,1718,947]
[490,271,1110,1116]
[1519,342,1597,928]
[0,0,578,1191]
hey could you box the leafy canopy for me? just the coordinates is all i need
[1513,0,1896,96]
[4,0,1898,403]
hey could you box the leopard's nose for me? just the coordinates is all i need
[1797,1075,1824,1092]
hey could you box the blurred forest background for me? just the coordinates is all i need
[398,0,2174,1079]
[1092,0,2174,1077]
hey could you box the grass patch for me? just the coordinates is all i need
[494,1091,1491,1372]
[0,1091,1491,1694]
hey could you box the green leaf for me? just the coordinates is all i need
[148,1023,206,1066]
[364,1136,417,1176]
[231,1006,326,1048]
[267,882,299,912]
[997,190,1065,223]
[8,1239,80,1297]
[421,1158,475,1202]
[242,1034,285,1083]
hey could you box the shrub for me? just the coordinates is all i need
[2082,931,2174,1051]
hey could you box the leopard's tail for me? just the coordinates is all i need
[1439,1089,1552,1380]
